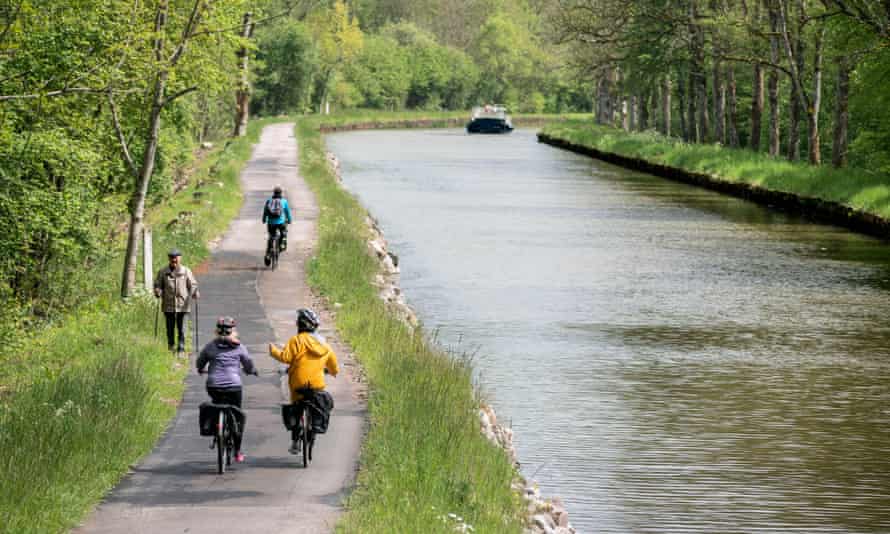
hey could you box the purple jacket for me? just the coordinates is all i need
[197,337,255,389]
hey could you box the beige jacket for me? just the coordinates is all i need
[154,265,198,312]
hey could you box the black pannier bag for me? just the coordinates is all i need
[200,403,245,436]
[280,390,335,433]
[199,402,217,436]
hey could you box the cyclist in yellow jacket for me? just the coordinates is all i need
[268,308,338,453]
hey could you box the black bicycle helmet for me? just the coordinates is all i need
[273,185,283,197]
[296,308,319,332]
[216,316,236,336]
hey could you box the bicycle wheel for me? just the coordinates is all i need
[216,411,226,474]
[271,237,279,270]
[301,410,310,468]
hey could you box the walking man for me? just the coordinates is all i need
[154,249,199,353]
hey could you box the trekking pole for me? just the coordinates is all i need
[154,299,159,339]
[193,296,199,354]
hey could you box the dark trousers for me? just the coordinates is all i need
[207,387,245,453]
[266,224,287,252]
[164,311,187,350]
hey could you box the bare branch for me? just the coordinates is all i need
[162,85,198,106]
[107,89,138,178]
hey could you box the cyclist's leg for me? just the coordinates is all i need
[278,224,287,251]
[266,224,277,253]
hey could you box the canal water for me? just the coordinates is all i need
[325,128,890,533]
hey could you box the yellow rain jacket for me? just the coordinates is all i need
[270,331,339,402]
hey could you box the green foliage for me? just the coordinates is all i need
[346,35,412,109]
[254,21,320,114]
[848,46,890,173]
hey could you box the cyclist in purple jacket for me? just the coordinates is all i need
[197,316,257,463]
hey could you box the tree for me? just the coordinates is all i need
[307,0,364,113]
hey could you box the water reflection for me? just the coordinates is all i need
[327,128,890,533]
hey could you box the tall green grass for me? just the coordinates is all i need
[542,121,890,219]
[0,118,279,534]
[296,116,524,533]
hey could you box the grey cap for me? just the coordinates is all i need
[167,249,182,257]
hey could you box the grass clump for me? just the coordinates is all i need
[296,115,524,533]
[542,121,890,219]
[0,118,277,534]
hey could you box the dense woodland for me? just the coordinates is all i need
[1,0,889,342]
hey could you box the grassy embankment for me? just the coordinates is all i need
[0,118,279,534]
[297,111,546,533]
[542,121,890,221]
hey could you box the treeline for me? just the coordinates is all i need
[549,0,890,171]
[253,0,591,115]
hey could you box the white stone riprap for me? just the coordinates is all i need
[326,150,574,534]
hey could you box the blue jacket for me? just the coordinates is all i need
[262,197,292,225]
[197,338,255,389]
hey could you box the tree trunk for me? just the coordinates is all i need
[640,88,650,130]
[233,12,253,137]
[610,67,621,125]
[832,55,850,168]
[122,0,169,298]
[678,70,690,140]
[622,96,630,131]
[807,28,823,165]
[693,25,709,142]
[661,77,672,136]
[768,4,781,156]
[713,51,725,144]
[787,33,803,160]
[750,62,764,150]
[687,68,697,141]
[596,75,608,124]
[727,64,740,147]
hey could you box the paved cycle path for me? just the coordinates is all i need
[76,123,366,533]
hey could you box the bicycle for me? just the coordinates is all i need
[267,227,283,270]
[292,388,317,467]
[207,403,240,474]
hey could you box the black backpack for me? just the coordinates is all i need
[267,198,283,218]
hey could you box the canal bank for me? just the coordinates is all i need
[538,123,890,241]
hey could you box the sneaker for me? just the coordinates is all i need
[264,254,271,267]
[288,440,300,454]
[280,238,287,251]
[235,452,246,463]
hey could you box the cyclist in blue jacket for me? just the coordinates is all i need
[197,316,257,463]
[262,185,292,266]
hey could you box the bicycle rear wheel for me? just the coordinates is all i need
[271,238,279,270]
[301,411,310,468]
[216,411,226,474]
